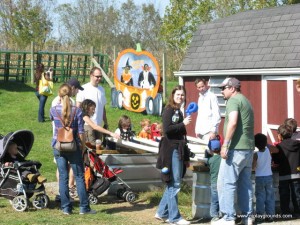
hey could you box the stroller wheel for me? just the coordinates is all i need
[88,194,98,205]
[122,191,130,201]
[32,194,49,209]
[125,192,136,203]
[116,188,125,199]
[12,196,28,212]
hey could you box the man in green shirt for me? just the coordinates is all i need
[212,78,255,225]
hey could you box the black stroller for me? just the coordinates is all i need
[0,130,49,211]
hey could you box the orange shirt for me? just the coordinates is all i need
[138,130,152,139]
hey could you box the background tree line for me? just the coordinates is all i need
[0,0,299,79]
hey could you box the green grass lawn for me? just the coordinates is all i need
[0,79,194,224]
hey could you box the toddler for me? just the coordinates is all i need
[3,141,47,184]
[115,115,135,141]
[138,119,152,139]
[253,133,277,222]
[206,138,221,222]
[151,122,162,141]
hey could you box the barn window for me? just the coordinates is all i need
[208,76,227,116]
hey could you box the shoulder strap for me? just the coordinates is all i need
[55,106,77,127]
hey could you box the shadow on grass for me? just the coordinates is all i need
[0,81,36,92]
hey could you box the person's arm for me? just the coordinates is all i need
[209,94,221,139]
[221,110,238,159]
[268,144,279,154]
[83,115,120,139]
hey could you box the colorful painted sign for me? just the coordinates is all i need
[112,48,162,115]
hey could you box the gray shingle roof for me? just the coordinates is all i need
[181,4,300,71]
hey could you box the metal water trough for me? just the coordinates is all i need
[100,151,194,194]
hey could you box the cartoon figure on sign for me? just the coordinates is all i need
[121,58,133,86]
[138,64,156,89]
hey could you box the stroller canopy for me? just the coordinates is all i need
[0,130,34,160]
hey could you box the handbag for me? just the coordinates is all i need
[39,73,53,96]
[55,107,77,152]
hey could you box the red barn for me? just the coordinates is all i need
[175,4,300,143]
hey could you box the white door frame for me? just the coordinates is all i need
[261,75,300,143]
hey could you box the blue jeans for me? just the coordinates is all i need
[53,148,91,213]
[217,149,253,221]
[279,179,300,214]
[210,182,219,218]
[156,149,183,223]
[35,91,48,122]
[255,175,275,216]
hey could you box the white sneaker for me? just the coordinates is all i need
[241,217,254,225]
[211,218,235,225]
[169,218,190,225]
[154,213,167,222]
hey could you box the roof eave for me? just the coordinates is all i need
[174,68,300,77]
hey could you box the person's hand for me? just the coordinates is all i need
[111,132,120,139]
[220,145,229,159]
[4,162,13,167]
[209,132,216,140]
[183,116,191,126]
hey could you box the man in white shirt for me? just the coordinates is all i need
[194,78,221,142]
[76,67,108,143]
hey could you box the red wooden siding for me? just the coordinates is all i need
[267,80,287,124]
[183,75,262,137]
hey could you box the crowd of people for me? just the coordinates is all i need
[32,64,300,224]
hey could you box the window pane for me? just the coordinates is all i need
[209,76,227,116]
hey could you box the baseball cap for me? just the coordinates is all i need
[218,77,241,89]
[67,78,84,90]
[208,139,221,152]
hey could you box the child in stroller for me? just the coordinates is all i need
[0,130,49,212]
[3,141,47,184]
[84,147,136,205]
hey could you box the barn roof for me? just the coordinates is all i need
[180,4,300,72]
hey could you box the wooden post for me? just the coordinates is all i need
[31,41,34,84]
[162,52,167,102]
[90,46,94,69]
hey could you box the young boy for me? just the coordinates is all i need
[276,124,300,217]
[3,141,47,184]
[206,138,221,222]
[253,133,278,222]
[138,119,152,139]
[284,118,300,141]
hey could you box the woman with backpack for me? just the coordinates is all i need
[50,84,96,215]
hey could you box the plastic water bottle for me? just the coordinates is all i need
[172,110,179,123]
[161,167,169,174]
[96,139,102,151]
